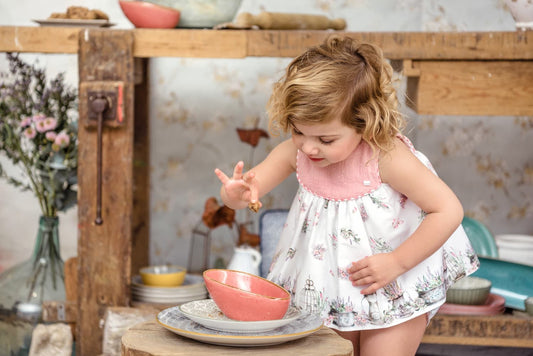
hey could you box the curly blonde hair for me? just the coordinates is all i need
[267,34,404,153]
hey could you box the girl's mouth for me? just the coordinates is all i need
[309,157,324,162]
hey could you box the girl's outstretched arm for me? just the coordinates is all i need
[214,139,296,210]
[349,137,464,294]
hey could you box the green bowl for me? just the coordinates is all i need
[446,276,492,305]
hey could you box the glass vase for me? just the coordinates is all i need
[0,215,66,355]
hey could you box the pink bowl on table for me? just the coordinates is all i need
[203,269,290,321]
[119,0,180,29]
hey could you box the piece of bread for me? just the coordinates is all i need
[248,201,261,213]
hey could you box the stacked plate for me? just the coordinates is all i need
[438,293,506,316]
[131,274,207,305]
[156,299,324,347]
[495,234,533,267]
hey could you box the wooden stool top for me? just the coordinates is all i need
[121,320,353,356]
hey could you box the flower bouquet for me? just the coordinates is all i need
[0,53,78,353]
[0,53,78,216]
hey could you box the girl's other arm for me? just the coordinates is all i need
[215,139,296,210]
[350,137,464,294]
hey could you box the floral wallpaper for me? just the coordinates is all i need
[1,0,531,273]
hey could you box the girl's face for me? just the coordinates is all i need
[291,118,362,167]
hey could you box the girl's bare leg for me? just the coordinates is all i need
[333,329,360,356]
[359,314,427,356]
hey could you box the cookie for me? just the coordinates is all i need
[248,201,261,213]
[92,9,109,20]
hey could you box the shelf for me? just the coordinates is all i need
[1,26,533,59]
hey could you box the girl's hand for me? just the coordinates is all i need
[348,253,406,295]
[214,161,262,210]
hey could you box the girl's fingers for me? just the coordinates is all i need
[244,171,255,183]
[243,171,260,203]
[214,168,229,184]
[360,283,380,295]
[233,161,244,180]
[249,183,259,204]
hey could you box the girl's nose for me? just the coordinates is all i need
[300,139,319,156]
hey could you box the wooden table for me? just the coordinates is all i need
[2,27,533,355]
[121,321,353,355]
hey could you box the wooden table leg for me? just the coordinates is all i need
[77,29,138,356]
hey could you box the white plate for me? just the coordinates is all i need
[157,306,323,347]
[132,293,207,304]
[179,299,301,333]
[33,19,115,28]
[131,274,207,304]
[131,285,206,297]
[131,287,206,298]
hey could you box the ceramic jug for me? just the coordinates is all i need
[227,246,262,275]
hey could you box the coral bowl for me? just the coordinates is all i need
[119,0,181,28]
[203,269,290,321]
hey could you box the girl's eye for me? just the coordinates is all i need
[320,138,334,145]
[292,127,302,135]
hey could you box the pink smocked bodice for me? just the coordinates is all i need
[296,140,381,201]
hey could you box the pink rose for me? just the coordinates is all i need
[36,117,58,133]
[20,117,32,128]
[23,127,36,139]
[32,114,46,122]
[54,131,70,148]
[45,131,57,141]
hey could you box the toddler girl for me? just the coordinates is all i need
[215,35,478,355]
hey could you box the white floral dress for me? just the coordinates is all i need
[267,136,479,331]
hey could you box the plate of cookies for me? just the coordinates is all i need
[34,6,115,28]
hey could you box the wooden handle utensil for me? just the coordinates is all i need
[233,11,346,30]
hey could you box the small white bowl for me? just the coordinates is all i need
[446,276,492,305]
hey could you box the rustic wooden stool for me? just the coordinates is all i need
[121,320,353,356]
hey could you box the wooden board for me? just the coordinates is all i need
[246,31,533,59]
[0,26,79,53]
[132,29,247,58]
[405,60,533,116]
[121,321,353,356]
[1,27,533,60]
[77,29,135,356]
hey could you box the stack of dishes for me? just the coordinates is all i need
[156,299,324,347]
[439,293,506,316]
[131,274,207,305]
[495,234,533,267]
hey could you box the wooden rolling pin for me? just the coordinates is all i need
[234,11,346,30]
